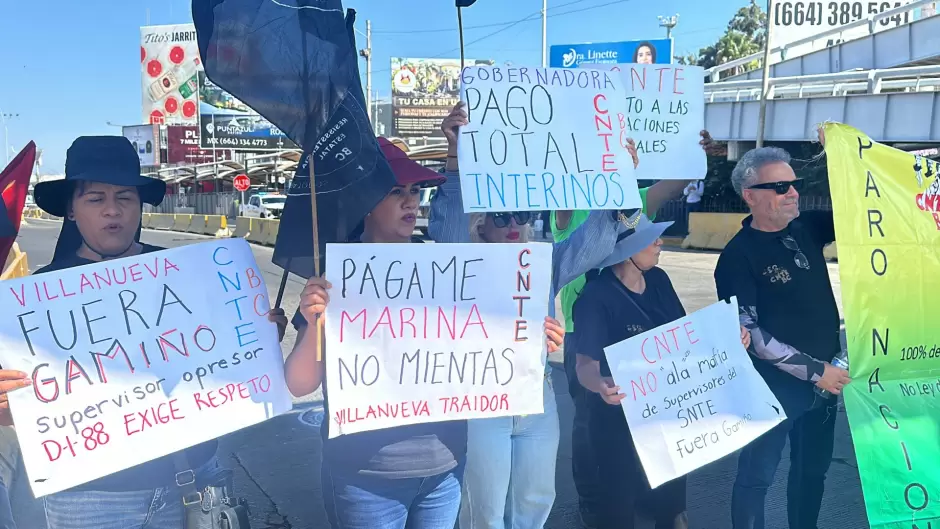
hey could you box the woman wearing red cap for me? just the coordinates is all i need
[282,138,564,529]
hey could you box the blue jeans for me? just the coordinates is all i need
[0,480,14,529]
[732,400,837,529]
[322,462,464,529]
[43,456,221,529]
[459,376,560,529]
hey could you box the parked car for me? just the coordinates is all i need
[240,192,286,219]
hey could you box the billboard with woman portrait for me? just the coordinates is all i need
[549,38,673,68]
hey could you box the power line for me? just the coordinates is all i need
[370,0,633,76]
[372,0,594,35]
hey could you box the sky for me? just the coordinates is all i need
[0,0,746,174]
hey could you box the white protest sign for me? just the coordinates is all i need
[604,298,786,488]
[457,65,642,212]
[615,64,705,181]
[0,239,292,497]
[323,242,552,438]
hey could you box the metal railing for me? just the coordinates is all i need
[144,191,239,217]
[704,64,940,101]
[706,0,937,82]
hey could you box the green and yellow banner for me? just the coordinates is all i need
[824,123,940,529]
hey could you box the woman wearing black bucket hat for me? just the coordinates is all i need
[0,136,249,528]
[31,136,168,270]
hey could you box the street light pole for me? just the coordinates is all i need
[658,14,679,39]
[541,0,548,67]
[0,110,19,165]
[757,0,774,148]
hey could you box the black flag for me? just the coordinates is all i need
[456,0,477,6]
[193,0,396,278]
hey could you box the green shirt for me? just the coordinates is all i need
[551,187,653,333]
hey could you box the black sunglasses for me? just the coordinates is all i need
[780,235,810,270]
[491,212,531,228]
[748,179,804,195]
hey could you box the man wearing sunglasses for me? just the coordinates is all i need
[714,146,850,529]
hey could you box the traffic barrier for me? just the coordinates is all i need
[141,213,152,228]
[150,213,174,230]
[682,213,747,251]
[262,219,280,246]
[1,243,29,281]
[187,215,208,235]
[172,214,193,232]
[246,218,267,245]
[682,212,838,261]
[233,216,252,239]
[203,215,229,237]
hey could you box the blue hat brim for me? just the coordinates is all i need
[35,172,166,218]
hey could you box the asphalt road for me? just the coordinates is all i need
[9,218,868,529]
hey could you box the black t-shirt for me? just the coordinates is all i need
[571,267,686,427]
[33,244,218,492]
[292,238,467,479]
[714,211,841,415]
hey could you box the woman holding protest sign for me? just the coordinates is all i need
[0,136,281,529]
[571,216,751,529]
[431,102,655,529]
[283,137,566,529]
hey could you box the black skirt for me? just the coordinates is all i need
[588,396,688,529]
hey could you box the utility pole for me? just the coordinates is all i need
[359,20,373,130]
[756,0,774,148]
[541,0,547,67]
[658,14,679,39]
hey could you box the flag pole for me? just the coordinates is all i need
[308,153,324,360]
[457,6,466,70]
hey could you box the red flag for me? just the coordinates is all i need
[0,141,36,261]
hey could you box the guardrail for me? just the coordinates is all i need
[706,0,937,82]
[704,64,940,101]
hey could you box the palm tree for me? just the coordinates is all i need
[728,0,767,49]
[717,30,760,77]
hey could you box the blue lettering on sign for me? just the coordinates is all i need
[467,172,626,210]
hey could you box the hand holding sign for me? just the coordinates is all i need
[544,316,565,354]
[299,277,332,325]
[0,370,30,426]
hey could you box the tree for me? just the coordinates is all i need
[728,0,767,49]
[717,30,761,76]
[674,53,698,66]
[689,0,766,75]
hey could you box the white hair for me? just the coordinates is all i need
[468,213,532,243]
[731,147,792,196]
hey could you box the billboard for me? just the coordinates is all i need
[141,23,296,152]
[549,39,674,68]
[391,57,494,139]
[166,126,232,164]
[198,72,298,151]
[140,24,201,125]
[122,125,160,166]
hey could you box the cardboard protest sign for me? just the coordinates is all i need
[0,239,292,497]
[604,298,786,488]
[824,123,940,528]
[323,242,552,438]
[457,65,642,213]
[616,64,706,181]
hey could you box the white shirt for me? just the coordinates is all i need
[684,180,704,204]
